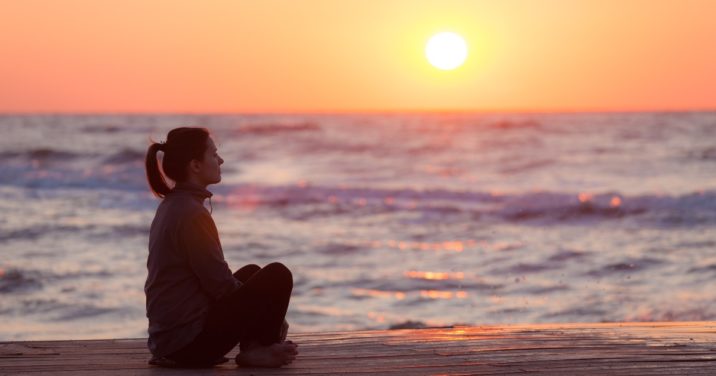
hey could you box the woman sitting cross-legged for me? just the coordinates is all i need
[144,127,298,368]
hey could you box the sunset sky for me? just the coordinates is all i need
[1,0,715,113]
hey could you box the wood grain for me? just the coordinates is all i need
[1,322,715,375]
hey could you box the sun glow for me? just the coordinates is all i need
[425,32,468,70]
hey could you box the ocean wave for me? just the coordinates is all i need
[498,262,562,275]
[103,148,145,164]
[215,184,499,208]
[0,162,146,191]
[2,298,121,321]
[2,168,714,227]
[214,185,716,227]
[484,249,581,279]
[499,158,555,174]
[585,257,665,278]
[0,148,82,161]
[1,221,149,244]
[688,263,716,275]
[49,305,118,321]
[688,146,716,161]
[0,268,43,293]
[234,121,321,135]
[547,249,590,262]
[362,278,491,293]
[315,242,366,255]
[623,307,716,322]
[497,191,716,226]
[0,224,96,241]
[388,320,429,329]
[488,118,541,130]
[0,267,113,295]
[541,307,610,320]
[81,124,124,133]
[419,115,542,131]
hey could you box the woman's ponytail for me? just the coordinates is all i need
[145,142,171,198]
[145,127,210,198]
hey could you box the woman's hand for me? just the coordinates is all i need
[279,319,289,341]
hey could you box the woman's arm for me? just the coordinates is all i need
[178,209,240,301]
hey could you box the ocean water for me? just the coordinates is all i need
[0,112,715,340]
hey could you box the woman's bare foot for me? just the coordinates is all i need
[235,341,299,368]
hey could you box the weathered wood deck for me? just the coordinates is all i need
[1,322,715,375]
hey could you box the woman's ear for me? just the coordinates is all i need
[188,159,202,174]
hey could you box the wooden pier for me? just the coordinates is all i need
[1,322,715,375]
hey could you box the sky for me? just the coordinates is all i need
[1,0,715,113]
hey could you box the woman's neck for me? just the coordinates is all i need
[184,175,209,190]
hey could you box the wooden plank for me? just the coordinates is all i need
[1,322,715,375]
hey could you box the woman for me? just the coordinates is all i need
[144,127,298,368]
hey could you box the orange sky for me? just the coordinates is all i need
[1,0,715,113]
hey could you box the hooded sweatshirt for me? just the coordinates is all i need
[145,181,240,357]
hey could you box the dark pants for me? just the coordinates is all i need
[166,262,293,366]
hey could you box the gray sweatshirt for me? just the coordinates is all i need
[145,182,240,357]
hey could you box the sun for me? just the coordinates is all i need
[425,32,468,70]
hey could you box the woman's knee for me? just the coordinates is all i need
[264,262,293,288]
[233,264,261,282]
[240,264,261,273]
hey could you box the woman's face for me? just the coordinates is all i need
[196,137,224,186]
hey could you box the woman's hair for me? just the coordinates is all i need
[145,127,210,198]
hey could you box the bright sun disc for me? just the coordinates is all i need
[425,32,468,70]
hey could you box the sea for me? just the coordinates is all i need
[1,112,715,340]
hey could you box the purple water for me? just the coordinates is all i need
[1,112,715,340]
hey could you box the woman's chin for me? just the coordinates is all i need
[205,176,221,186]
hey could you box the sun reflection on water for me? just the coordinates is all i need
[352,288,406,300]
[364,239,523,253]
[373,240,470,252]
[578,192,593,203]
[420,290,468,299]
[404,270,465,280]
[367,311,386,323]
[610,196,622,207]
[351,288,468,300]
